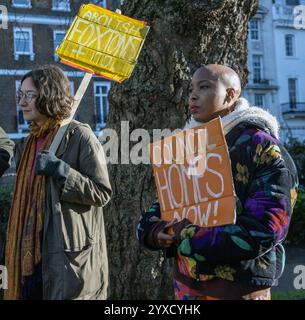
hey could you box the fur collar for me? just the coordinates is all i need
[184,97,279,139]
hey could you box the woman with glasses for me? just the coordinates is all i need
[4,65,112,300]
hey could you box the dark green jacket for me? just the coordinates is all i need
[15,121,112,299]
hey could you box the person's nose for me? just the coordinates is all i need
[20,101,28,109]
[19,95,28,106]
[189,90,198,102]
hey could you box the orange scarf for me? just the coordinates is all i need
[4,118,61,300]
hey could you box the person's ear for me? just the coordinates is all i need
[225,88,235,104]
[227,88,235,99]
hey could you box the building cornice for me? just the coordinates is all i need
[0,69,85,77]
[8,12,74,26]
[245,85,279,91]
[256,5,269,16]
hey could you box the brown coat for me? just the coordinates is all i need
[15,120,112,300]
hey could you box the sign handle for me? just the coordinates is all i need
[48,72,93,154]
[49,9,121,153]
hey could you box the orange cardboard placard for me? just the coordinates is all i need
[150,117,236,227]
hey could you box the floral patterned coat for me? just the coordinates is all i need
[137,120,298,289]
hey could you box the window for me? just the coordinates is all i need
[52,0,70,12]
[288,78,297,109]
[254,94,265,107]
[285,34,295,57]
[250,19,260,41]
[94,82,111,129]
[12,0,31,8]
[53,30,66,61]
[14,27,34,61]
[90,0,107,8]
[15,80,29,132]
[286,0,300,5]
[252,55,263,84]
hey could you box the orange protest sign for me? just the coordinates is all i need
[56,4,150,82]
[150,117,236,228]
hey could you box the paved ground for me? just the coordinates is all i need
[272,245,305,292]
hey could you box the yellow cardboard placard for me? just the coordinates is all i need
[56,4,150,82]
[150,117,237,228]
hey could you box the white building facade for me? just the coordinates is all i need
[244,0,305,142]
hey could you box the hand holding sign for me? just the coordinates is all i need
[157,218,177,248]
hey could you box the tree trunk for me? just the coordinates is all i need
[104,0,258,299]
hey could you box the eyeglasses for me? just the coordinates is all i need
[16,91,38,104]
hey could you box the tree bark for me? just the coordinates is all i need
[104,0,259,299]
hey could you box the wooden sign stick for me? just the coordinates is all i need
[48,72,93,154]
[49,9,124,154]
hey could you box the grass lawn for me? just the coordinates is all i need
[272,289,305,300]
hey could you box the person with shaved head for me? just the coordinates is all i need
[137,64,298,300]
[188,64,242,123]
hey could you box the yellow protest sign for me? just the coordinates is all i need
[150,117,237,228]
[56,4,150,82]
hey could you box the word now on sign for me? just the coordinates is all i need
[56,4,150,82]
[150,118,237,228]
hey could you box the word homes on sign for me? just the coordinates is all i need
[150,117,237,228]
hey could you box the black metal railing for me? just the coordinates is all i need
[282,102,305,114]
[253,78,270,85]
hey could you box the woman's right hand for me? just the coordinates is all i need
[157,219,177,247]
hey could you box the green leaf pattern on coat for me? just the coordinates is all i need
[235,163,249,184]
[253,144,281,165]
[179,239,192,255]
[180,226,196,240]
[194,254,206,262]
[231,236,252,251]
[214,265,236,281]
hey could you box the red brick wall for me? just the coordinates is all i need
[0,0,119,133]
